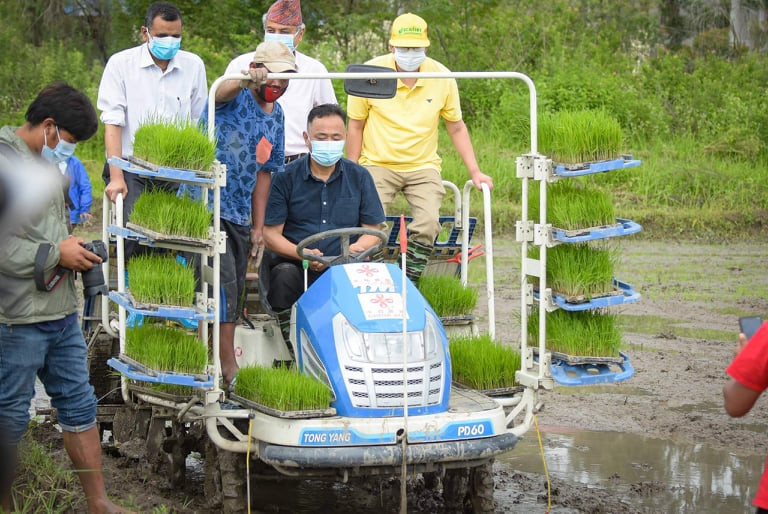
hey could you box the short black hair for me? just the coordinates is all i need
[145,2,182,29]
[25,82,98,142]
[307,104,347,127]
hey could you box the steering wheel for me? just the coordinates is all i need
[296,227,388,267]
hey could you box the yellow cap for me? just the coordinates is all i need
[389,13,430,48]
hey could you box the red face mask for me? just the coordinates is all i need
[257,84,286,103]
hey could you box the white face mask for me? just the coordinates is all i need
[264,32,296,52]
[393,47,426,72]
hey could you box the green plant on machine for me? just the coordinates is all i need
[529,180,616,230]
[529,243,617,299]
[528,308,622,357]
[126,323,208,374]
[449,334,521,390]
[132,118,216,171]
[130,189,212,239]
[127,255,196,306]
[417,275,478,317]
[234,365,332,411]
[538,109,623,164]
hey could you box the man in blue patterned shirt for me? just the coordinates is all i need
[200,41,295,386]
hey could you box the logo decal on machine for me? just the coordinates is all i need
[344,263,395,292]
[298,420,494,447]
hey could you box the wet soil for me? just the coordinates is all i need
[29,238,768,512]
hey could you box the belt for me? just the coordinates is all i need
[285,153,307,164]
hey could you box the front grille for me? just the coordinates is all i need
[342,360,444,408]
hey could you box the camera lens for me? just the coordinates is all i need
[82,240,108,297]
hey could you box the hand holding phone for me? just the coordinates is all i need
[739,316,763,340]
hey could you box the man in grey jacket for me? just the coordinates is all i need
[0,83,125,513]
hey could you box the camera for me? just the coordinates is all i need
[81,240,108,297]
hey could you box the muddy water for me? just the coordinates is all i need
[500,426,764,512]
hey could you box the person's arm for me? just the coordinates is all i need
[349,223,384,253]
[103,124,127,202]
[215,67,267,105]
[724,332,761,416]
[444,119,493,191]
[346,119,366,163]
[250,170,272,249]
[75,159,93,221]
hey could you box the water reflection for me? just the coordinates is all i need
[499,427,764,512]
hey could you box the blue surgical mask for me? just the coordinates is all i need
[148,34,181,60]
[394,47,426,72]
[310,140,345,167]
[41,125,77,165]
[264,32,296,53]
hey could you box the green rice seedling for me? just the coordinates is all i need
[529,180,616,230]
[528,308,622,357]
[418,275,478,317]
[132,118,216,171]
[126,323,208,374]
[529,244,617,300]
[539,109,623,164]
[234,365,332,411]
[127,254,196,306]
[449,334,521,389]
[130,189,212,239]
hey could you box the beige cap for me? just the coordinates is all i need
[252,41,297,72]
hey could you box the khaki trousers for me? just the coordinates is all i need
[365,166,444,246]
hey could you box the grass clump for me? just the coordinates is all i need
[132,118,216,171]
[130,189,212,239]
[234,365,331,411]
[127,254,196,306]
[450,334,521,389]
[539,109,623,163]
[529,180,616,230]
[418,275,478,317]
[528,309,622,358]
[529,244,617,300]
[126,323,208,374]
[11,423,83,511]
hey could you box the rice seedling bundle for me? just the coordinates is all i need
[529,244,617,300]
[417,275,478,317]
[449,334,521,389]
[529,180,615,230]
[528,308,622,357]
[131,189,212,239]
[133,118,216,171]
[539,109,623,164]
[126,324,208,374]
[234,365,332,411]
[127,254,196,306]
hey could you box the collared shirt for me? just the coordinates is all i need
[97,43,208,156]
[347,54,462,173]
[226,50,337,156]
[201,89,285,226]
[265,156,385,256]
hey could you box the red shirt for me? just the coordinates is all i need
[726,322,768,508]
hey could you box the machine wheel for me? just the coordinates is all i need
[468,459,496,513]
[442,466,469,512]
[204,437,249,512]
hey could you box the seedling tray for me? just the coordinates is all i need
[228,393,336,419]
[534,279,640,311]
[108,354,213,388]
[552,156,641,178]
[109,290,213,321]
[551,218,642,243]
[533,347,624,366]
[549,351,634,386]
[128,383,201,403]
[108,156,215,185]
[125,222,213,248]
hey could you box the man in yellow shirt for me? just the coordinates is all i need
[347,12,493,283]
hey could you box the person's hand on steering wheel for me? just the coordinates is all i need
[304,248,325,272]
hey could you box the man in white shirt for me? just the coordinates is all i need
[97,1,207,258]
[225,0,336,164]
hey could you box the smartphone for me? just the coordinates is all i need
[739,316,763,340]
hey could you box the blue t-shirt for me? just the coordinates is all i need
[199,89,285,226]
[265,156,385,256]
